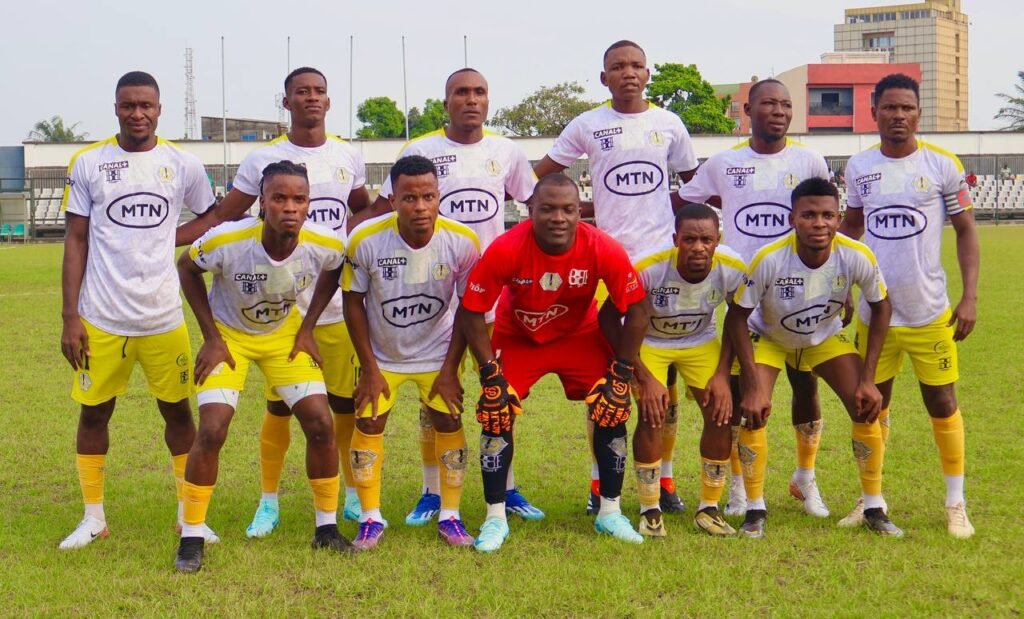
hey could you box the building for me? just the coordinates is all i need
[834,0,969,131]
[201,116,287,142]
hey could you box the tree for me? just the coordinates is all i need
[408,98,448,138]
[356,97,405,139]
[489,82,597,136]
[27,115,88,142]
[994,70,1024,131]
[646,64,734,135]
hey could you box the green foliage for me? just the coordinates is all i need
[646,63,734,135]
[489,82,597,136]
[994,70,1024,131]
[27,115,88,142]
[356,97,405,139]
[408,98,448,139]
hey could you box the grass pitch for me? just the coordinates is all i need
[1,225,1022,616]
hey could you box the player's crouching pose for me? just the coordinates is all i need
[458,173,651,552]
[724,178,900,538]
[298,155,480,550]
[604,203,746,537]
[174,161,354,572]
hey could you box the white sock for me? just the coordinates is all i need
[730,475,746,495]
[360,508,383,524]
[438,508,459,521]
[315,509,336,527]
[84,503,105,522]
[181,522,206,538]
[747,497,767,511]
[505,466,516,491]
[422,465,440,494]
[944,475,965,507]
[486,503,507,521]
[697,501,717,511]
[793,467,815,485]
[261,492,279,505]
[591,462,600,481]
[598,495,621,516]
[660,460,673,478]
[177,501,184,524]
[639,502,659,514]
[863,494,886,510]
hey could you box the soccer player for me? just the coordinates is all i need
[58,71,218,549]
[205,67,372,538]
[838,73,978,538]
[459,173,651,552]
[354,68,541,525]
[678,79,832,518]
[533,40,699,514]
[605,203,746,537]
[724,177,899,538]
[174,160,353,572]
[302,155,479,550]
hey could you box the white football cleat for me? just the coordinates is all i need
[59,516,109,550]
[789,475,830,518]
[725,478,747,517]
[945,502,975,539]
[838,498,865,528]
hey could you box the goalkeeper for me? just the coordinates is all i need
[457,173,651,552]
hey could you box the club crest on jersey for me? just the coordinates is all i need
[706,288,724,305]
[382,294,445,328]
[568,269,588,287]
[604,161,664,196]
[784,173,799,189]
[485,159,502,176]
[833,274,848,291]
[540,272,563,291]
[243,299,293,324]
[336,167,349,183]
[155,166,174,182]
[514,304,569,331]
[432,263,451,280]
[648,130,666,146]
[295,273,315,290]
[914,176,931,192]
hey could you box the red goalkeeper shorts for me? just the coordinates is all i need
[492,327,612,401]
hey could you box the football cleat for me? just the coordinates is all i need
[694,506,737,537]
[505,488,545,520]
[59,516,108,550]
[311,524,356,554]
[594,512,644,544]
[789,475,830,518]
[945,502,975,539]
[659,479,686,514]
[342,493,361,522]
[474,517,510,553]
[638,510,668,538]
[738,509,767,539]
[725,478,747,517]
[176,522,221,544]
[245,499,280,538]
[437,516,474,547]
[838,498,866,528]
[174,537,204,573]
[863,508,904,537]
[405,493,440,526]
[352,519,385,550]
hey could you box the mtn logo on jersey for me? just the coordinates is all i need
[651,313,705,336]
[243,299,293,324]
[382,294,445,328]
[307,197,347,230]
[107,192,170,228]
[781,300,844,334]
[604,161,664,196]
[441,188,500,223]
[515,304,569,331]
[867,205,928,240]
[734,202,791,238]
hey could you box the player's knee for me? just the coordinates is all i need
[430,409,462,433]
[356,415,387,435]
[328,395,354,415]
[79,402,114,431]
[921,384,958,417]
[195,424,229,453]
[300,414,334,447]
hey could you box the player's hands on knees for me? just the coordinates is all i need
[194,337,235,386]
[635,371,667,428]
[60,315,90,370]
[429,367,464,417]
[842,291,855,327]
[586,358,634,428]
[739,387,771,430]
[476,361,522,434]
[288,327,323,366]
[949,296,977,342]
[355,368,390,421]
[702,371,733,427]
[853,379,882,423]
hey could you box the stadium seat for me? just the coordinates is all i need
[12,223,26,241]
[0,223,11,242]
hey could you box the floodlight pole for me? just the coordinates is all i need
[464,35,468,67]
[221,36,227,189]
[402,36,410,139]
[350,35,355,139]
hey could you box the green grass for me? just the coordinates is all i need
[1,226,1022,616]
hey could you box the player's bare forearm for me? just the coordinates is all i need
[863,297,892,385]
[597,299,625,352]
[342,291,380,374]
[439,316,468,377]
[347,195,392,233]
[174,205,217,246]
[951,210,980,304]
[176,253,220,342]
[616,298,651,361]
[715,330,735,377]
[457,306,494,365]
[212,189,258,224]
[300,266,342,332]
[725,303,756,378]
[838,207,864,239]
[348,186,371,214]
[532,156,566,180]
[61,213,89,320]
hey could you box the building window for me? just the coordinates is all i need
[809,88,854,115]
[863,32,895,51]
[730,101,740,114]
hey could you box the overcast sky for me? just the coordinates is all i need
[2,0,1018,144]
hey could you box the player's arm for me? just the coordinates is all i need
[854,295,891,422]
[837,206,864,239]
[597,299,667,425]
[343,290,389,419]
[347,194,392,233]
[289,264,344,366]
[724,301,770,428]
[348,185,371,214]
[949,209,979,341]
[176,251,234,385]
[60,213,90,370]
[704,331,735,427]
[429,313,467,417]
[176,189,258,246]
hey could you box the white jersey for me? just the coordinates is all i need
[61,136,215,336]
[381,129,535,250]
[187,218,344,335]
[635,244,746,349]
[845,140,971,327]
[736,232,887,349]
[232,134,366,325]
[547,102,698,259]
[343,213,480,373]
[678,138,829,263]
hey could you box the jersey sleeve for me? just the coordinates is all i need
[342,238,371,294]
[545,116,587,167]
[811,153,830,181]
[717,250,748,296]
[187,228,225,275]
[668,122,698,173]
[852,248,887,304]
[231,153,262,197]
[677,158,717,203]
[182,156,215,216]
[505,144,538,202]
[942,155,972,216]
[461,241,508,313]
[350,148,367,190]
[598,235,646,312]
[61,154,93,216]
[454,235,482,297]
[844,158,864,210]
[734,253,772,309]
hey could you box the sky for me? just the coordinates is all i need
[1,0,1018,144]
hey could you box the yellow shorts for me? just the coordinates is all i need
[752,331,857,371]
[731,330,814,375]
[71,320,193,406]
[856,308,958,386]
[199,314,324,400]
[357,369,450,418]
[640,339,721,392]
[314,320,358,398]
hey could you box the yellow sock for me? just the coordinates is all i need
[418,406,438,466]
[730,426,742,476]
[699,457,730,505]
[309,475,340,513]
[851,422,885,496]
[350,428,384,512]
[738,427,768,502]
[435,427,467,511]
[171,453,188,501]
[794,419,823,470]
[878,407,891,444]
[259,411,291,494]
[635,460,661,512]
[334,413,356,488]
[182,481,215,526]
[76,454,105,505]
[931,410,965,476]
